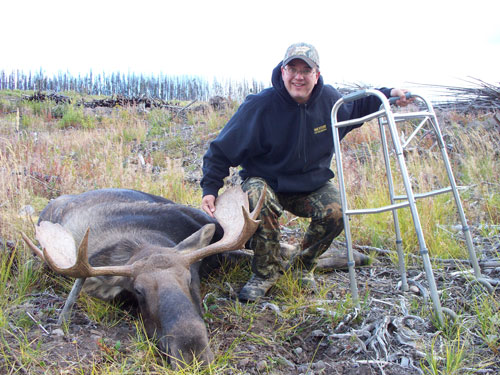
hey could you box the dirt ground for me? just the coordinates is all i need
[7,235,499,375]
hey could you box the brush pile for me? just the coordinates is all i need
[21,92,213,120]
[415,78,500,112]
[334,79,500,115]
[81,95,169,109]
[23,91,178,109]
[23,91,72,105]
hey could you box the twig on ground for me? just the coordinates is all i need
[25,311,50,335]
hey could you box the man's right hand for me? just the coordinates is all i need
[201,195,216,217]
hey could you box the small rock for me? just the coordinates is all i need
[261,302,280,314]
[293,347,303,355]
[409,285,420,294]
[51,328,64,337]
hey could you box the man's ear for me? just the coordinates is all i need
[314,70,320,83]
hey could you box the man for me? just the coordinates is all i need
[201,42,410,302]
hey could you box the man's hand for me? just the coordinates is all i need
[390,88,413,107]
[201,194,216,217]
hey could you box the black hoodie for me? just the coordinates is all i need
[201,63,392,197]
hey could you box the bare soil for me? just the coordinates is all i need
[7,233,499,374]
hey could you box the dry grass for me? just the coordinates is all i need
[0,90,499,374]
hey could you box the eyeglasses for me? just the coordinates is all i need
[284,65,316,77]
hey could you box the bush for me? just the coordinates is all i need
[58,105,95,129]
[147,109,173,137]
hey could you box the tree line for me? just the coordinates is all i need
[0,69,267,102]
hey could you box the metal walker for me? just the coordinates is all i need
[331,89,491,324]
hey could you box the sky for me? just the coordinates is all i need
[2,0,499,96]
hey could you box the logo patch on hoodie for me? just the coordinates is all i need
[314,124,327,134]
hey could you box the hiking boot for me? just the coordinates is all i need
[238,273,280,302]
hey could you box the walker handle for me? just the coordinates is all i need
[342,90,369,103]
[389,92,412,105]
[343,90,412,104]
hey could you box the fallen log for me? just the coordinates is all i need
[316,248,372,270]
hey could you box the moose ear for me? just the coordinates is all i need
[174,224,216,253]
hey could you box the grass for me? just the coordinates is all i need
[422,326,469,375]
[340,117,499,262]
[472,294,500,354]
[0,91,499,373]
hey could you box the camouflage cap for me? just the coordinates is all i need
[283,42,320,69]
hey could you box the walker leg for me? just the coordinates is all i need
[386,114,444,325]
[379,121,409,291]
[333,127,360,308]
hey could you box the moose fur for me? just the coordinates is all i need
[37,188,227,368]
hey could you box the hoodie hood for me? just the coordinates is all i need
[271,62,324,106]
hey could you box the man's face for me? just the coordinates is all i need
[281,59,320,104]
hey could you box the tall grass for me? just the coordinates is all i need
[337,116,499,261]
[0,92,498,373]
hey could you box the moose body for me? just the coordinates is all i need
[30,187,263,368]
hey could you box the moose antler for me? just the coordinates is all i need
[23,222,134,278]
[182,186,265,264]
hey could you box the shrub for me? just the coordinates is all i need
[58,105,95,129]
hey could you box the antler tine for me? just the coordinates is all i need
[35,221,134,278]
[20,231,45,260]
[183,186,266,264]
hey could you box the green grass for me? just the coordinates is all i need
[472,294,500,354]
[57,105,96,129]
[147,108,173,136]
[421,326,469,375]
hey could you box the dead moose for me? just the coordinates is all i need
[22,186,264,368]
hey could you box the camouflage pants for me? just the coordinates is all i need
[241,177,344,278]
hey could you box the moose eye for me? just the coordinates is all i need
[134,285,145,298]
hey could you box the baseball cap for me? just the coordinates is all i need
[282,42,320,69]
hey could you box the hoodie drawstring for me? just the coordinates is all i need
[297,104,308,167]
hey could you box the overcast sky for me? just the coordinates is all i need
[2,0,499,94]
